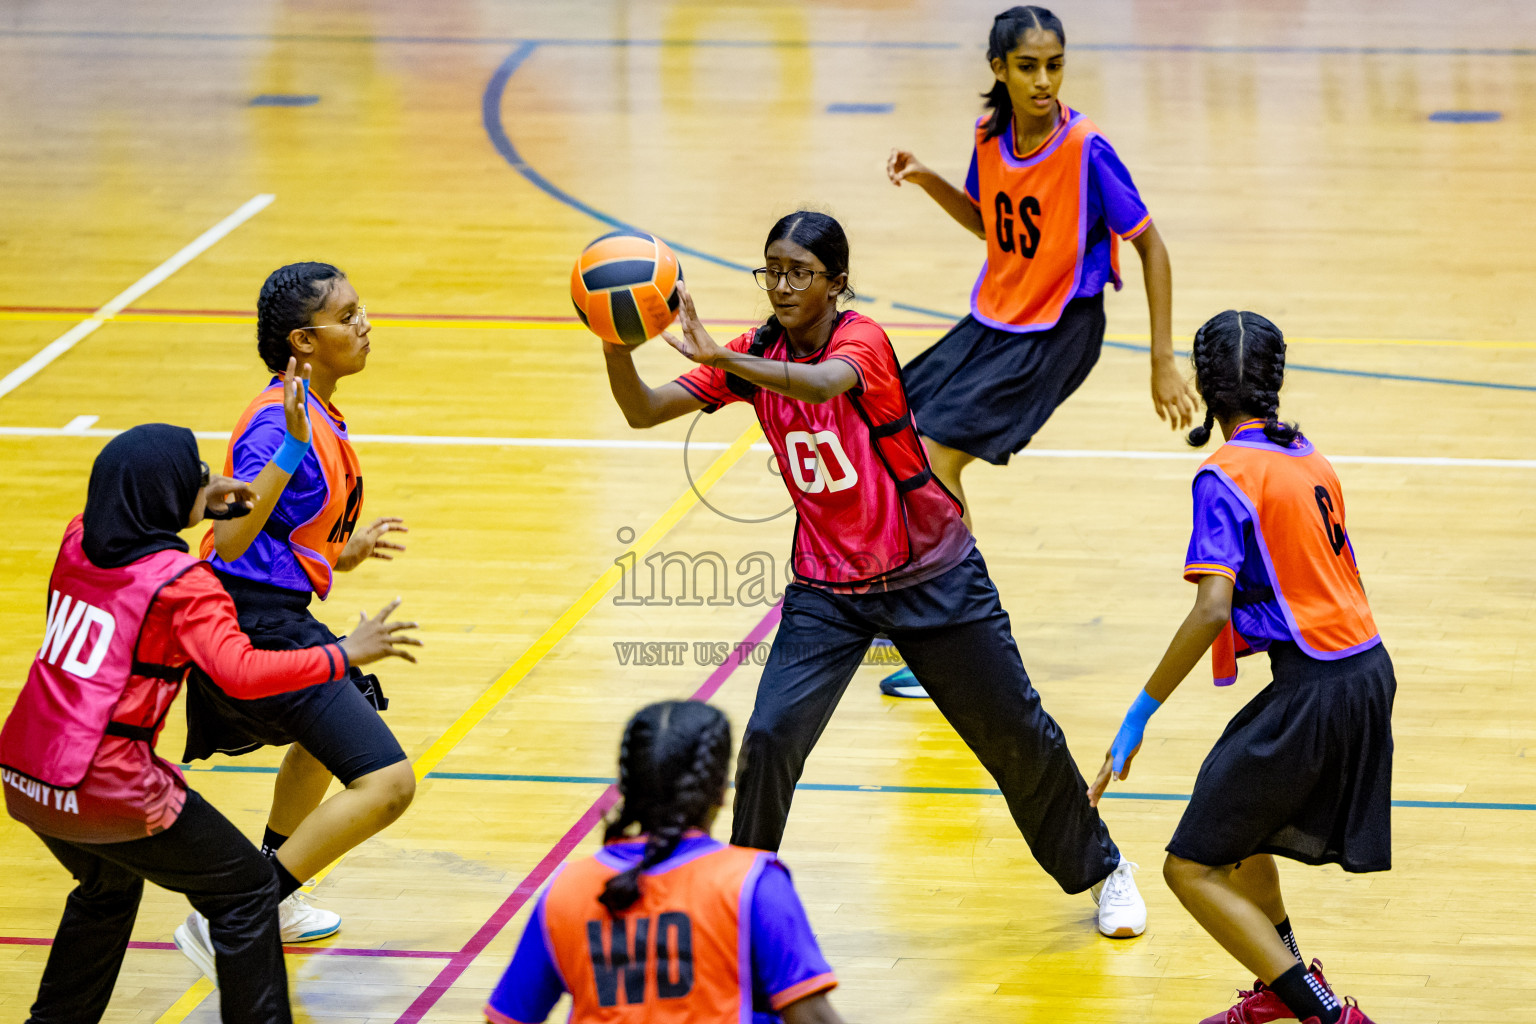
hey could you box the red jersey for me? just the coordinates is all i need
[3,517,348,843]
[676,312,974,591]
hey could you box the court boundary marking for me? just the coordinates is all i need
[2,426,1531,469]
[0,194,273,401]
[4,304,1532,352]
[482,44,1536,394]
[4,29,1536,57]
[161,763,1536,813]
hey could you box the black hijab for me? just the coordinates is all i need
[81,424,202,569]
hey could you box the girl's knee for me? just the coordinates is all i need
[1163,853,1210,894]
[352,760,416,820]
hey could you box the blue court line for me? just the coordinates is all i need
[5,30,1535,56]
[889,302,1536,392]
[482,42,752,275]
[176,764,1536,811]
[487,50,1533,394]
[0,30,953,49]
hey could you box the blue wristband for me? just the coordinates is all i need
[1110,690,1162,774]
[272,432,311,474]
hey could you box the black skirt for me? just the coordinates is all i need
[181,572,404,785]
[901,293,1105,465]
[1166,640,1396,873]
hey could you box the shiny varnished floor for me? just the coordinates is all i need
[1,2,1533,1022]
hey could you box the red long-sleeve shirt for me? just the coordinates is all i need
[5,565,347,843]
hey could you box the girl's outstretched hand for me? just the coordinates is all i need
[662,281,725,365]
[1152,359,1198,431]
[887,148,935,187]
[282,357,313,444]
[339,598,422,666]
[1088,745,1139,808]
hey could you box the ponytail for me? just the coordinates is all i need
[982,6,1067,141]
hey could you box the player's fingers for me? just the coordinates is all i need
[388,620,419,633]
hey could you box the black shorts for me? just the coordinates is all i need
[902,293,1106,465]
[181,572,406,785]
[1166,641,1396,873]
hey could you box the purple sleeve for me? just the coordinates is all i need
[1087,136,1151,239]
[1184,470,1248,583]
[750,859,836,1011]
[231,406,286,483]
[232,406,327,531]
[964,146,980,203]
[486,892,565,1024]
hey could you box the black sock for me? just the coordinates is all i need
[261,826,288,859]
[1269,962,1340,1023]
[268,853,303,900]
[1275,916,1303,963]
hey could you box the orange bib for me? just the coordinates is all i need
[542,843,768,1024]
[970,107,1118,331]
[201,384,362,599]
[1201,434,1379,681]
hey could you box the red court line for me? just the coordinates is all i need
[0,304,951,329]
[0,935,456,958]
[392,600,785,1024]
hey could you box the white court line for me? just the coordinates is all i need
[0,425,1531,469]
[0,194,275,401]
[61,414,99,432]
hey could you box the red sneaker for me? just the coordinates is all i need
[1303,998,1377,1024]
[1199,961,1334,1024]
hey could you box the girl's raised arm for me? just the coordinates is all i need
[888,148,986,239]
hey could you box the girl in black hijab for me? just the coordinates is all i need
[1,421,419,1024]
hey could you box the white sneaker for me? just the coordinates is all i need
[279,889,341,942]
[173,910,218,983]
[1090,858,1146,938]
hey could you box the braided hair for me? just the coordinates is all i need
[256,262,344,373]
[982,6,1066,141]
[598,701,732,914]
[1186,309,1299,448]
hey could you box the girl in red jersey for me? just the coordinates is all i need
[0,423,417,1024]
[486,701,844,1024]
[1089,311,1393,1024]
[180,263,415,953]
[880,5,1198,697]
[599,211,1147,940]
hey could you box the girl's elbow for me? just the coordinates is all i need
[1198,602,1231,630]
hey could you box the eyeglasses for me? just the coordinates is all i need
[753,267,830,292]
[199,460,210,488]
[303,305,369,332]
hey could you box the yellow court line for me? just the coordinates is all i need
[2,310,1531,348]
[151,422,764,1024]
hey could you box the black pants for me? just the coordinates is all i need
[27,789,290,1024]
[730,549,1121,894]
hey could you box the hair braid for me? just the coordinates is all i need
[256,262,344,372]
[599,702,732,914]
[1186,309,1298,448]
[1186,323,1217,447]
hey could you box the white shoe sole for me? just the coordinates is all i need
[173,921,218,982]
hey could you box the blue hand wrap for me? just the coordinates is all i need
[1110,690,1162,774]
[272,432,311,474]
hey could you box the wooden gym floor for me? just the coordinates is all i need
[1,1,1533,1021]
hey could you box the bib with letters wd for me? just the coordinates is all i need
[543,842,770,1024]
[202,383,363,598]
[1197,433,1380,684]
[1,517,197,811]
[970,106,1120,332]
